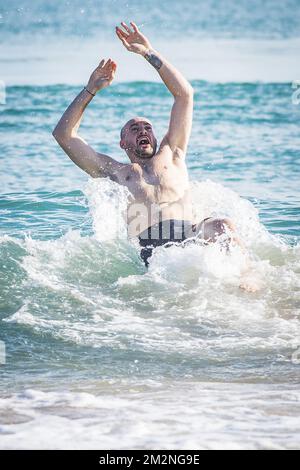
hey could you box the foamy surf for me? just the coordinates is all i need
[1,39,300,447]
[2,179,299,351]
[1,175,299,450]
[0,383,300,450]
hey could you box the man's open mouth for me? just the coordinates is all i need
[138,137,150,147]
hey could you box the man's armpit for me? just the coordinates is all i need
[95,153,124,182]
[172,146,185,161]
[159,135,185,156]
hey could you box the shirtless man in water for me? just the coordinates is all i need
[53,21,248,276]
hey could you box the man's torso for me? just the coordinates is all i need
[117,146,195,237]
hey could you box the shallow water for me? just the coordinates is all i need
[0,0,300,450]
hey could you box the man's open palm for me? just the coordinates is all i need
[87,59,117,93]
[116,22,152,55]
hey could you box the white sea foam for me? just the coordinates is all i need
[1,178,299,449]
[3,178,299,353]
[83,178,129,242]
[0,383,300,449]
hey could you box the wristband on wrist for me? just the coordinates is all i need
[84,86,96,97]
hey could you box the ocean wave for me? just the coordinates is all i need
[0,383,300,449]
[1,179,299,386]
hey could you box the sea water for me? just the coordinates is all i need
[0,0,300,450]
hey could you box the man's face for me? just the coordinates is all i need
[120,118,157,159]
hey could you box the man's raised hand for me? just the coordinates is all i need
[116,22,152,55]
[87,59,117,95]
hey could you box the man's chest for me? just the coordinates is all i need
[126,158,189,204]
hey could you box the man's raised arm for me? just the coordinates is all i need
[116,22,193,157]
[52,59,125,180]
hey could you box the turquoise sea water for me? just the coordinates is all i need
[1,0,300,450]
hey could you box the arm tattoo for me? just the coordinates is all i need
[144,50,163,71]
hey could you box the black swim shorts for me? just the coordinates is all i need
[138,218,211,267]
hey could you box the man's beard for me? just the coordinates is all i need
[134,143,156,159]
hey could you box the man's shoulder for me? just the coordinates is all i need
[95,154,131,183]
[114,161,139,184]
